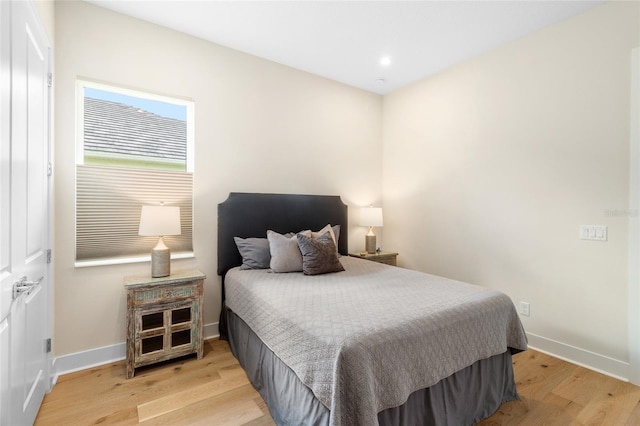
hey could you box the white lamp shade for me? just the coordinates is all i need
[138,205,181,236]
[360,207,383,227]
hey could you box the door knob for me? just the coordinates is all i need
[13,276,43,300]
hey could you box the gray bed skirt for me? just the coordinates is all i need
[226,308,520,426]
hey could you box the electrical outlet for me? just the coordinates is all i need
[520,301,530,317]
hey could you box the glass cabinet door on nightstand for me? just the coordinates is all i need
[135,300,195,360]
[138,310,164,356]
[170,305,193,348]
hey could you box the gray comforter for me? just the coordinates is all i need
[225,257,528,426]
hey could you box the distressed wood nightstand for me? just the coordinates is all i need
[124,270,206,378]
[348,252,398,266]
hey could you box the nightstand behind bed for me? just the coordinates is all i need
[348,252,398,266]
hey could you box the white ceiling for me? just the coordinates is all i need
[85,0,603,94]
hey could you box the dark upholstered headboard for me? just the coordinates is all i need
[217,192,348,278]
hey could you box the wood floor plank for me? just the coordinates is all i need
[521,393,583,426]
[573,377,640,425]
[38,358,230,425]
[477,392,582,426]
[184,386,264,426]
[242,415,278,426]
[82,407,140,426]
[513,350,577,402]
[141,384,263,425]
[552,367,609,407]
[625,400,640,425]
[477,399,529,426]
[35,339,640,425]
[137,365,251,421]
[253,396,274,419]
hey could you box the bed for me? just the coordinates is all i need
[217,192,527,426]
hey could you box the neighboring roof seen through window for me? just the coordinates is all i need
[83,88,187,171]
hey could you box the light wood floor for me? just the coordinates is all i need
[35,339,640,425]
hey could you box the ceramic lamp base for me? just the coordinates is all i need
[365,234,376,254]
[151,241,170,278]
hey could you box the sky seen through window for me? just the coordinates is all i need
[85,88,187,121]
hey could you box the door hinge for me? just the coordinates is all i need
[46,249,52,264]
[47,162,52,177]
[47,73,52,88]
[46,338,51,353]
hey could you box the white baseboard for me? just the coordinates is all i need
[204,322,220,341]
[51,342,125,385]
[526,332,630,382]
[51,322,220,385]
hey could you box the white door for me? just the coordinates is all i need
[0,1,52,424]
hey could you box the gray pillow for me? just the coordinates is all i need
[234,237,270,270]
[267,230,311,273]
[297,232,345,275]
[332,225,341,247]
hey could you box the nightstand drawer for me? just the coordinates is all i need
[374,255,397,266]
[131,283,198,305]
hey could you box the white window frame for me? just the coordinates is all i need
[75,79,195,267]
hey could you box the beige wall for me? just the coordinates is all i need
[54,1,382,356]
[383,1,639,372]
[32,0,54,46]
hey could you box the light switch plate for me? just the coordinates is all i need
[580,225,607,241]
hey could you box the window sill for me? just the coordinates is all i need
[75,252,194,268]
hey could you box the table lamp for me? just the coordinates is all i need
[360,207,383,254]
[138,204,181,277]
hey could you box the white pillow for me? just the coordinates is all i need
[311,224,337,245]
[267,230,311,273]
[312,224,340,255]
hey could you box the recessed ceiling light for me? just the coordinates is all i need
[379,56,391,66]
[375,78,385,84]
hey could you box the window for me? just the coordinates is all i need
[75,80,194,266]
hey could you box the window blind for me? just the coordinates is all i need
[76,164,193,263]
